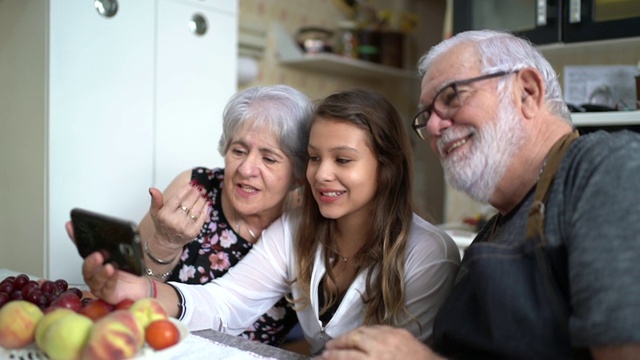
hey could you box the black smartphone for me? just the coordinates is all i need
[70,208,145,276]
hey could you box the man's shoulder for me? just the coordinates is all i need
[573,129,640,155]
[564,130,640,171]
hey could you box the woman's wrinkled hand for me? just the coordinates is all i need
[317,325,444,360]
[148,182,209,249]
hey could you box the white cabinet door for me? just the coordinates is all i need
[155,0,238,190]
[48,0,155,283]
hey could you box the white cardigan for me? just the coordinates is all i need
[170,211,460,354]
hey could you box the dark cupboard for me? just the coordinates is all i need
[453,0,640,44]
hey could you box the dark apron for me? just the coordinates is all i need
[433,131,592,360]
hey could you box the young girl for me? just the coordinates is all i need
[78,88,460,355]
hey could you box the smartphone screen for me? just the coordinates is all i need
[70,208,145,276]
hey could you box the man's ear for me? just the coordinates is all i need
[517,68,545,119]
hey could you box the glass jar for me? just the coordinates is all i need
[335,21,358,59]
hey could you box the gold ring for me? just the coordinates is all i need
[351,332,361,344]
[180,204,189,213]
[189,213,198,221]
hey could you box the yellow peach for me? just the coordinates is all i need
[37,312,93,360]
[0,300,44,349]
[35,307,76,348]
[129,298,168,329]
[81,310,143,360]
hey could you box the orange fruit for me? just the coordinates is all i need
[145,319,180,350]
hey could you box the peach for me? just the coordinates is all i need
[129,298,168,329]
[35,307,77,347]
[81,310,144,360]
[37,311,93,360]
[0,300,44,349]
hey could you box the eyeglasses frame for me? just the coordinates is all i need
[411,70,520,140]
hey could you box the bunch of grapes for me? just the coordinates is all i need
[0,273,84,311]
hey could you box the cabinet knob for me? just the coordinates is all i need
[189,14,208,36]
[94,0,118,18]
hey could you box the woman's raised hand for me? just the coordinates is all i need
[147,181,209,249]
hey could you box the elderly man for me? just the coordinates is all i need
[319,29,640,360]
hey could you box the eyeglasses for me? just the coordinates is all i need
[411,70,519,140]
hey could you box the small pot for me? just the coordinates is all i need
[296,27,333,54]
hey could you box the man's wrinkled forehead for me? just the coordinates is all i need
[420,44,481,102]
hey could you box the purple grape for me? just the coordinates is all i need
[0,282,14,295]
[38,293,49,308]
[25,289,43,305]
[40,280,56,295]
[0,276,15,286]
[67,287,83,299]
[11,291,23,300]
[46,293,58,304]
[12,274,30,290]
[54,279,68,294]
[21,282,39,298]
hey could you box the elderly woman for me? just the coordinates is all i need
[133,85,313,345]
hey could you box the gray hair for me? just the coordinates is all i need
[417,29,572,123]
[218,85,314,183]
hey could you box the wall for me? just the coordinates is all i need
[0,0,47,276]
[237,0,450,223]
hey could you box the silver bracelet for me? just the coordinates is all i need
[144,239,179,265]
[145,267,172,281]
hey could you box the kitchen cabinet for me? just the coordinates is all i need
[0,0,237,284]
[453,0,640,44]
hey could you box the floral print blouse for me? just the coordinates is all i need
[166,167,298,345]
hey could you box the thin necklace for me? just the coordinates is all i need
[332,249,348,263]
[329,227,348,262]
[234,209,257,239]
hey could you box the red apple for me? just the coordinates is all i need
[49,291,83,312]
[114,298,135,311]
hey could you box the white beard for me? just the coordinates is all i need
[439,96,525,203]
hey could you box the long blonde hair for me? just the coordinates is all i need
[293,89,415,325]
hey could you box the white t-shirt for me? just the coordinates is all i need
[171,211,460,354]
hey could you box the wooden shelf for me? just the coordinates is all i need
[572,111,640,127]
[274,22,417,81]
[279,52,417,80]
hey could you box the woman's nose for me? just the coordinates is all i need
[314,161,334,182]
[237,154,260,177]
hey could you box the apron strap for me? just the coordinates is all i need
[526,130,580,243]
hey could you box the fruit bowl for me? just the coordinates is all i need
[0,318,189,360]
